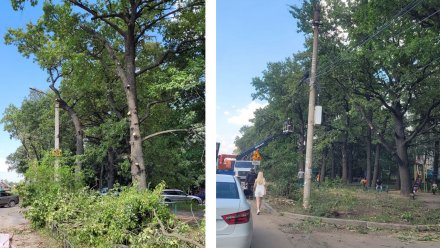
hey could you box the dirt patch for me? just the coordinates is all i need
[0,225,59,248]
[267,187,440,225]
[279,218,440,246]
[0,206,58,248]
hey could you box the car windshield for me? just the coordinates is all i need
[216,182,239,199]
[234,161,254,169]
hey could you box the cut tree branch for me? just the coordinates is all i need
[152,209,203,248]
[142,129,190,142]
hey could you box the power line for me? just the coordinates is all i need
[311,0,427,81]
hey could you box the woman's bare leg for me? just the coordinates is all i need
[258,197,263,211]
[256,197,261,212]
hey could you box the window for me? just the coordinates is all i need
[216,182,239,199]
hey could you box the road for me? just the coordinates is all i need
[0,205,28,228]
[0,206,57,247]
[248,198,439,248]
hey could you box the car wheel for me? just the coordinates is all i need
[164,198,172,203]
[191,199,200,205]
[8,200,16,208]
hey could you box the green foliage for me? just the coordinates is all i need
[17,161,204,247]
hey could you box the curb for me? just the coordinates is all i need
[278,212,440,231]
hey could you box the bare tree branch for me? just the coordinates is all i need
[69,0,127,36]
[356,104,399,163]
[135,36,203,76]
[79,25,129,86]
[139,98,172,124]
[152,209,203,248]
[142,129,190,142]
[404,100,440,146]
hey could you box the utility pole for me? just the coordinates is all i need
[30,88,60,178]
[54,99,60,174]
[303,2,320,210]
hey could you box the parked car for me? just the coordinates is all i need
[161,189,203,204]
[216,174,253,248]
[0,191,19,208]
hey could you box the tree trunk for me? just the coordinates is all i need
[320,149,326,182]
[434,140,439,184]
[60,102,84,174]
[99,160,104,190]
[372,144,381,188]
[107,147,116,189]
[366,111,373,186]
[394,116,411,196]
[395,167,401,190]
[342,137,348,183]
[330,144,335,179]
[124,27,147,189]
[348,144,353,183]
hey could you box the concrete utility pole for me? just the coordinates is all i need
[54,99,60,173]
[30,88,60,177]
[303,2,320,210]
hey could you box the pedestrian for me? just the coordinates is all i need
[432,181,437,195]
[360,177,368,190]
[297,168,304,186]
[412,175,421,194]
[316,173,321,187]
[253,171,266,215]
[246,168,257,199]
[376,178,383,191]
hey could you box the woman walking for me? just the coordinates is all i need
[253,171,266,215]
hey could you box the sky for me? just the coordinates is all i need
[216,0,306,155]
[0,1,47,182]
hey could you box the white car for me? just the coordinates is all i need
[216,174,253,248]
[162,189,203,204]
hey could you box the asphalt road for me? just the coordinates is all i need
[249,199,295,248]
[0,205,28,229]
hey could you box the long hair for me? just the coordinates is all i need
[255,171,265,185]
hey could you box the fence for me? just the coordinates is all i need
[49,224,74,248]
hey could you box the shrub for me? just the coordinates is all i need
[17,159,204,247]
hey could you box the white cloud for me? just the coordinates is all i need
[224,111,230,116]
[227,101,267,126]
[216,134,238,155]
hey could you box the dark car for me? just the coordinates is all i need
[0,191,19,207]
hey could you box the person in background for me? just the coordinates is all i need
[376,178,383,191]
[432,180,437,195]
[246,168,257,199]
[253,171,266,215]
[316,172,321,187]
[360,177,368,190]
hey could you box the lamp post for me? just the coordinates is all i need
[30,87,60,176]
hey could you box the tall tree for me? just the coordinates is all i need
[9,0,205,189]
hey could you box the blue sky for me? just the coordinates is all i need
[0,1,46,182]
[216,0,305,154]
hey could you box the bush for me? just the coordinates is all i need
[17,161,204,247]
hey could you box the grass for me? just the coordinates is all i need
[267,185,440,225]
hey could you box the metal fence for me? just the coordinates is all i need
[49,224,74,248]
